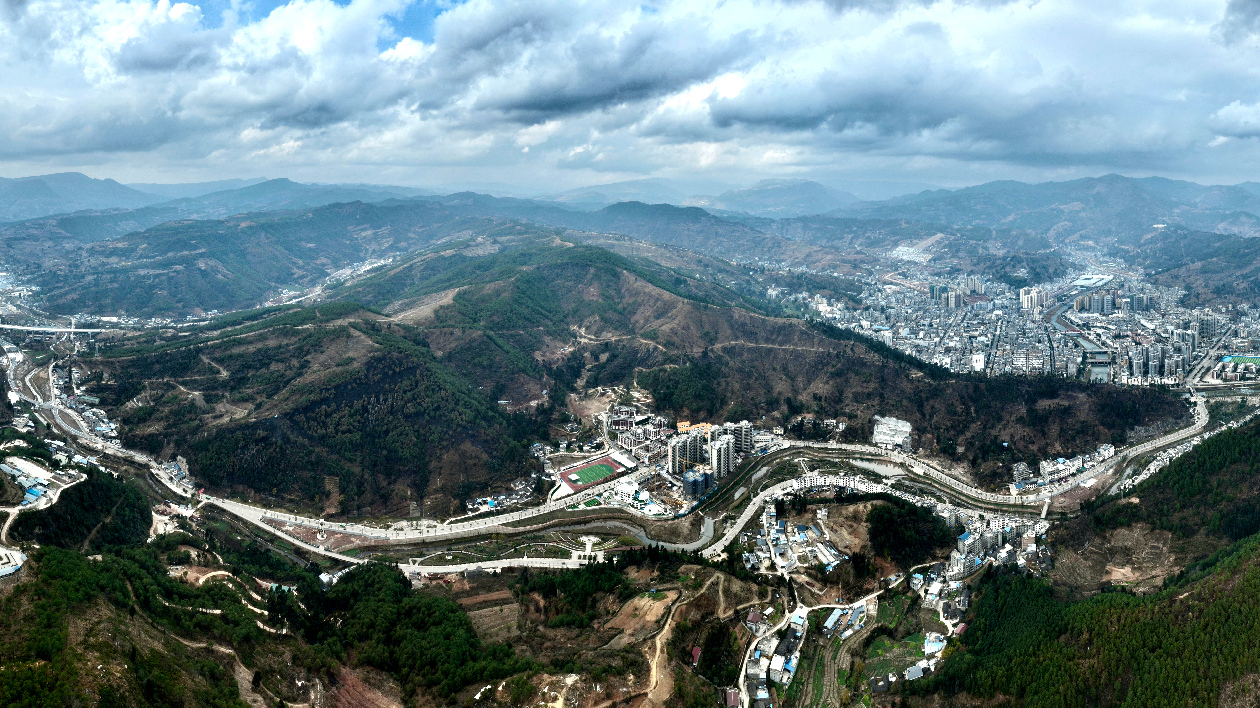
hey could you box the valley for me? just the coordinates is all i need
[1,175,1260,708]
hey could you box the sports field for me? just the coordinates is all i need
[1223,356,1260,365]
[567,462,618,486]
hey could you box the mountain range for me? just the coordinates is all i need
[13,171,1260,239]
[83,230,1181,517]
[829,173,1260,242]
[10,171,1260,322]
[0,172,160,221]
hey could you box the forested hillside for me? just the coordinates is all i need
[82,233,1188,513]
[637,335,1185,489]
[9,469,150,551]
[0,546,529,707]
[915,421,1260,707]
[1089,418,1260,543]
[922,532,1260,708]
[6,188,1090,319]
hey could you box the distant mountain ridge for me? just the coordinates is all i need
[829,173,1260,242]
[16,171,1260,245]
[164,178,430,218]
[0,174,431,224]
[543,178,704,209]
[0,172,161,221]
[686,179,860,217]
[125,178,269,199]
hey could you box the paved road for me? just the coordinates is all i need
[162,393,1214,573]
[1188,327,1235,384]
[399,557,591,574]
[0,342,1217,577]
[556,517,716,552]
[701,472,914,560]
[776,395,1208,507]
[0,324,108,333]
[199,466,657,545]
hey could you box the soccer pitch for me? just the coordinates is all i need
[1223,356,1260,365]
[567,462,618,486]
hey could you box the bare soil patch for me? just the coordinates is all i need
[390,287,462,324]
[330,667,404,708]
[605,591,677,635]
[1049,522,1179,596]
[466,603,521,642]
[820,502,873,554]
[261,517,383,553]
[639,515,704,545]
[1220,673,1260,708]
[457,589,515,607]
[172,565,229,585]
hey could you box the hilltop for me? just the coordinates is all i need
[77,233,1184,517]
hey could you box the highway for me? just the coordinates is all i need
[198,463,666,547]
[0,333,1226,579]
[399,557,593,574]
[1188,325,1237,384]
[124,392,1218,572]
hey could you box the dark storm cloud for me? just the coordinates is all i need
[411,1,756,122]
[1216,0,1260,44]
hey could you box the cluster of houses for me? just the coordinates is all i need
[745,607,811,706]
[608,476,669,516]
[742,601,872,706]
[600,408,763,511]
[608,406,674,465]
[68,395,118,440]
[869,654,941,694]
[909,566,972,623]
[947,517,1049,580]
[1210,358,1259,382]
[741,505,847,573]
[820,603,868,640]
[462,476,537,514]
[1010,444,1116,490]
[0,546,25,578]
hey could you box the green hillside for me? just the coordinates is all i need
[922,532,1260,708]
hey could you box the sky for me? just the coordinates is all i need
[4,0,1260,193]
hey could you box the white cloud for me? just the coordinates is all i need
[1211,100,1260,138]
[0,0,1258,187]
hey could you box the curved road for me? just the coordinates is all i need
[554,517,716,552]
[6,343,1220,577]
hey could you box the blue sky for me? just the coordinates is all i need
[197,0,446,42]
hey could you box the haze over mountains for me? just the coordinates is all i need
[11,171,1260,235]
[0,173,159,221]
[10,170,1260,320]
[0,173,435,224]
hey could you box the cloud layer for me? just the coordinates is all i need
[2,0,1260,188]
